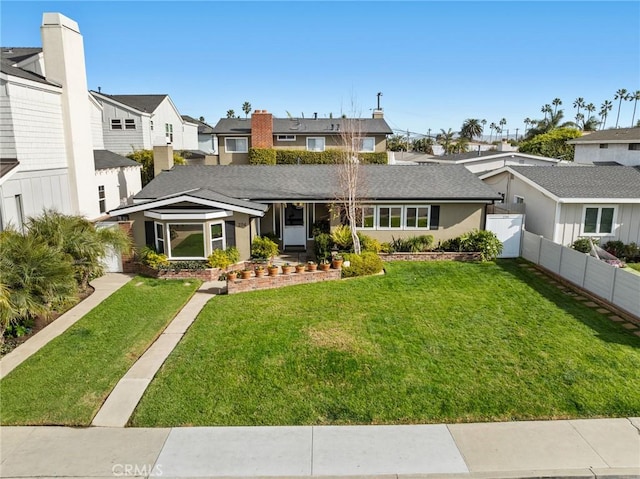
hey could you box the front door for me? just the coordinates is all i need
[283,203,306,248]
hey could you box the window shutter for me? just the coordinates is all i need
[225,221,236,248]
[430,205,440,229]
[144,221,155,247]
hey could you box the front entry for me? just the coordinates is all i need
[283,203,306,248]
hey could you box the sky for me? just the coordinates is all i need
[2,1,639,139]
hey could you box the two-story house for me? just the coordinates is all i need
[89,91,199,156]
[209,110,393,165]
[567,127,640,166]
[0,13,141,228]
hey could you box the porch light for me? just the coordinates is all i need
[293,202,304,208]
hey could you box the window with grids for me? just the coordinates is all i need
[405,206,429,229]
[378,206,403,229]
[211,223,224,251]
[98,185,106,213]
[124,119,136,130]
[110,119,122,130]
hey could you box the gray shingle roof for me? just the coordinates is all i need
[567,127,640,144]
[181,115,215,134]
[99,94,168,113]
[93,150,140,170]
[0,158,19,179]
[212,117,393,135]
[1,47,57,86]
[135,164,502,202]
[510,165,640,199]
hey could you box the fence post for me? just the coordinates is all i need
[537,235,543,265]
[610,267,618,303]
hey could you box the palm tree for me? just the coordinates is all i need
[552,98,562,114]
[523,117,532,136]
[499,118,507,139]
[600,100,613,129]
[436,128,455,155]
[480,119,487,140]
[226,109,236,118]
[582,103,597,130]
[614,89,628,128]
[460,118,483,140]
[541,105,551,121]
[630,90,640,127]
[573,97,585,124]
[454,137,470,153]
[525,109,577,139]
[489,122,497,142]
[242,101,252,118]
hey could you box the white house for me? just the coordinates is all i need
[90,91,199,156]
[480,165,640,246]
[567,127,640,166]
[0,13,142,228]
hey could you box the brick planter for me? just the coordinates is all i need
[126,262,238,281]
[379,252,482,262]
[227,269,341,294]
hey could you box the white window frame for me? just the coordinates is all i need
[377,205,403,230]
[124,118,136,130]
[629,143,640,151]
[165,123,174,143]
[210,221,226,252]
[110,119,122,130]
[307,203,315,240]
[306,137,325,152]
[225,137,249,153]
[354,137,375,152]
[277,135,296,141]
[581,205,617,236]
[359,206,376,229]
[404,205,430,229]
[514,195,525,204]
[98,185,106,213]
[167,222,206,259]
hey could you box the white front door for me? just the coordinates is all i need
[283,203,306,248]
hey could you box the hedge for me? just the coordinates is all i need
[249,148,387,165]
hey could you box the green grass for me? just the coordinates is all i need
[131,260,640,427]
[626,263,640,273]
[0,276,200,426]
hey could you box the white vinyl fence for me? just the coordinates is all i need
[522,230,640,318]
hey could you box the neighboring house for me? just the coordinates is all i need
[480,165,640,246]
[393,150,561,174]
[90,91,199,156]
[110,158,502,261]
[0,13,142,228]
[210,110,393,165]
[181,115,217,154]
[567,127,640,166]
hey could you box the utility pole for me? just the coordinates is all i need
[515,128,519,141]
[377,92,382,110]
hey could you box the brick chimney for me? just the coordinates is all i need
[251,110,273,148]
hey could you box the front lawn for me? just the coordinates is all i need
[0,276,200,426]
[131,261,640,426]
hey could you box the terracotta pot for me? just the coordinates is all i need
[267,267,279,277]
[295,265,305,274]
[240,270,252,280]
[254,269,265,278]
[227,271,238,281]
[319,263,331,271]
[281,265,293,275]
[332,259,344,269]
[306,263,318,272]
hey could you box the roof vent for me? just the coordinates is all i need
[330,124,334,130]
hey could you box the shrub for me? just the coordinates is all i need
[624,242,640,262]
[358,152,387,164]
[159,261,207,272]
[139,246,170,269]
[276,149,342,164]
[385,235,434,253]
[603,240,625,258]
[342,252,384,278]
[314,233,333,261]
[358,232,381,253]
[207,247,240,268]
[331,225,353,250]
[458,229,502,261]
[248,148,276,165]
[572,237,596,253]
[251,236,279,260]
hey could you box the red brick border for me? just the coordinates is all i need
[379,252,482,261]
[227,269,341,294]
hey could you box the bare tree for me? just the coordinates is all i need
[335,111,366,255]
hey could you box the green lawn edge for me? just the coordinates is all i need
[131,260,640,427]
[0,276,201,426]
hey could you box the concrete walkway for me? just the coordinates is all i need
[0,273,133,380]
[92,281,223,427]
[1,418,638,478]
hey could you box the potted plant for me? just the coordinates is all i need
[254,265,265,278]
[240,268,253,280]
[306,260,317,272]
[295,263,306,274]
[332,254,344,269]
[227,270,238,281]
[281,262,293,275]
[318,259,331,271]
[267,264,279,276]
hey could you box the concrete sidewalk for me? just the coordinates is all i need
[0,273,133,380]
[92,281,223,427]
[1,418,638,478]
